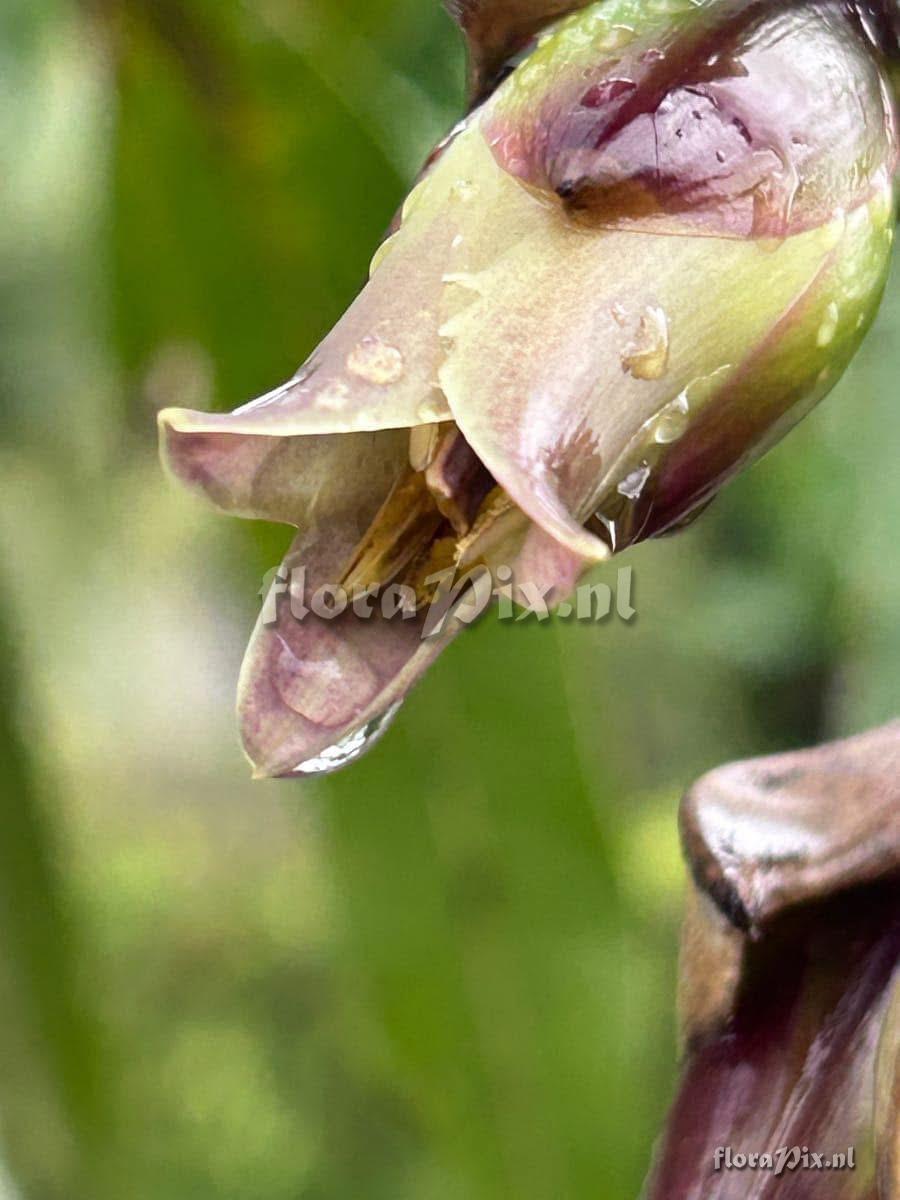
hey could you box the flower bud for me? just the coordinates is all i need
[159,0,898,776]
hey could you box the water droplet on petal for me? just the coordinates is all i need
[292,702,404,777]
[316,380,351,411]
[653,391,690,444]
[621,306,670,381]
[369,233,400,277]
[402,177,431,222]
[441,271,482,301]
[617,462,652,501]
[816,302,840,348]
[601,24,635,50]
[580,78,637,109]
[274,635,380,727]
[347,336,406,385]
[594,513,618,552]
[452,179,479,202]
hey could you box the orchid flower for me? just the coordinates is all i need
[159,0,898,778]
[647,720,900,1200]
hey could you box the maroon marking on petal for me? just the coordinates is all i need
[489,0,896,239]
[648,892,898,1200]
[579,79,637,109]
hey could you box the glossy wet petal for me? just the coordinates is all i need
[647,723,900,1200]
[159,423,409,527]
[239,523,469,779]
[159,196,465,443]
[436,123,894,558]
[488,0,897,239]
[680,720,900,932]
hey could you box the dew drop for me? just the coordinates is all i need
[273,635,381,727]
[816,302,840,348]
[441,271,482,296]
[402,177,431,222]
[369,233,399,277]
[601,24,635,49]
[292,702,404,777]
[452,179,479,202]
[617,462,651,501]
[653,391,690,444]
[594,513,618,553]
[580,78,637,109]
[621,306,670,381]
[347,336,406,385]
[316,380,351,411]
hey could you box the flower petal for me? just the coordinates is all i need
[158,191,474,443]
[436,127,888,560]
[488,0,897,239]
[159,422,410,526]
[647,723,900,1200]
[681,720,900,934]
[238,524,470,779]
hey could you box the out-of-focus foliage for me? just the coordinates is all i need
[0,2,896,1198]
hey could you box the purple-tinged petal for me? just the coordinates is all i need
[487,1,897,240]
[238,523,467,779]
[512,524,586,608]
[646,723,900,1200]
[159,423,409,526]
[436,125,893,559]
[680,721,900,934]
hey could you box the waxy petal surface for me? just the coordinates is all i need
[159,424,409,527]
[647,723,900,1200]
[239,523,465,779]
[488,0,897,239]
[434,124,894,558]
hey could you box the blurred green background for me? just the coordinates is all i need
[1,2,898,1198]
